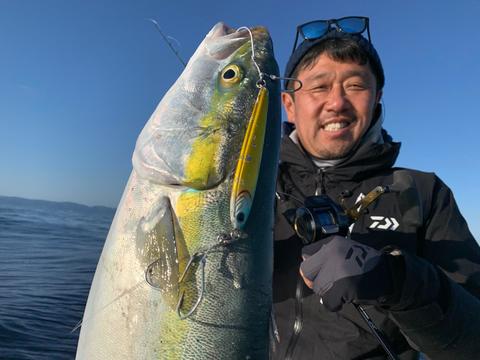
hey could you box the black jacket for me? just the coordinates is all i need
[272,132,480,360]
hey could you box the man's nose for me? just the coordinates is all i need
[325,86,349,112]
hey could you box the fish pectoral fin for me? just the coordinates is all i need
[138,196,190,310]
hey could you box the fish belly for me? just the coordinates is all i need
[77,172,272,359]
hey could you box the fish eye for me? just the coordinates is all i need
[223,69,236,79]
[220,64,243,87]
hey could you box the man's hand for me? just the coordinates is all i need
[299,235,398,311]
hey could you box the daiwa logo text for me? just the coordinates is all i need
[369,216,399,230]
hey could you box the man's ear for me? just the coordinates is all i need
[372,90,383,122]
[281,92,296,124]
[375,90,383,105]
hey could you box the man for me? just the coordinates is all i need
[273,17,480,359]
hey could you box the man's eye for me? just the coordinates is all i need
[311,84,329,91]
[347,83,366,90]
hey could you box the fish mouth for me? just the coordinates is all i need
[209,22,269,39]
[209,22,242,39]
[205,23,272,60]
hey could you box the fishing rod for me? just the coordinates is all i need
[354,304,399,360]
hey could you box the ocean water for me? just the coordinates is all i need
[0,196,115,360]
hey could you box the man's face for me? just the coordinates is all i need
[282,54,382,159]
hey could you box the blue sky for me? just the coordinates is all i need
[0,0,479,238]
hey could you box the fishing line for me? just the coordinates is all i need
[236,26,302,92]
[275,190,305,205]
[148,18,187,67]
[71,279,145,333]
[236,26,264,86]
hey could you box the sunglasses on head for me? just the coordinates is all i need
[292,16,371,53]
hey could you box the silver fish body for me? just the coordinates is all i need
[76,22,280,359]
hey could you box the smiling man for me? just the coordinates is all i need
[273,17,480,360]
[283,51,381,161]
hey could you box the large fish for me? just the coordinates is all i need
[76,22,280,359]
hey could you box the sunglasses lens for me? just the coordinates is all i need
[337,17,366,34]
[300,21,329,40]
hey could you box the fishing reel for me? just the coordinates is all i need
[290,170,421,246]
[293,195,350,245]
[293,184,391,245]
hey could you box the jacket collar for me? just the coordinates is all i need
[280,128,401,183]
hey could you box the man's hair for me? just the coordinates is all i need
[287,37,385,93]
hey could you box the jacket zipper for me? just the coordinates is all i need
[315,168,326,195]
[284,168,326,359]
[284,275,304,360]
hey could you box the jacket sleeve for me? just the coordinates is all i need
[388,175,480,359]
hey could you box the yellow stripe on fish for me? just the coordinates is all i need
[183,114,222,189]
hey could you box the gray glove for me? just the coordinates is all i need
[300,235,398,311]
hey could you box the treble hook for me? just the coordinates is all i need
[176,253,207,320]
[145,230,247,320]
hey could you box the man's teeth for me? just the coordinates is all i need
[323,122,349,131]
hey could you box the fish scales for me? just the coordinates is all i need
[76,22,280,359]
